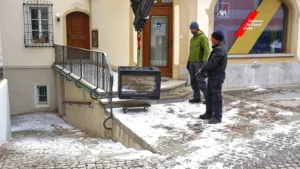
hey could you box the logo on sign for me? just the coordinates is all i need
[156,22,162,28]
[217,3,229,18]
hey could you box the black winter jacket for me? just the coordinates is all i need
[201,42,227,79]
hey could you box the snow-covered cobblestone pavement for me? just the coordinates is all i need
[112,86,300,169]
[1,86,300,169]
[0,113,165,169]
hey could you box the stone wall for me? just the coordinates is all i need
[112,117,157,153]
[55,70,111,138]
[54,65,155,151]
[224,62,300,90]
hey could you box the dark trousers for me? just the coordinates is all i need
[205,78,224,121]
[188,62,207,100]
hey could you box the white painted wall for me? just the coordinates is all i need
[91,0,131,67]
[197,0,212,37]
[0,0,90,67]
[0,79,11,145]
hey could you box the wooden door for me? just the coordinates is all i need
[67,12,90,49]
[143,4,173,77]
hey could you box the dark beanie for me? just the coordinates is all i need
[212,31,224,41]
[190,22,199,30]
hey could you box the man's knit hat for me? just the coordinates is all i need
[190,22,199,30]
[212,31,224,41]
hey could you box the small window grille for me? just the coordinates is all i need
[23,2,53,47]
[37,85,48,104]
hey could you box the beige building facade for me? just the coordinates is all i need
[0,0,300,115]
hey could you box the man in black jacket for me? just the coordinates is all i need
[198,31,227,124]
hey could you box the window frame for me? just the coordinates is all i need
[213,0,289,55]
[23,3,54,47]
[34,84,50,108]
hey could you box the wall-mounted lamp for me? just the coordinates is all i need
[56,13,61,22]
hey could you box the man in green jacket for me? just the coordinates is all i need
[187,22,210,104]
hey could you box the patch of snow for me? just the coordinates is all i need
[248,86,261,89]
[230,100,241,106]
[250,119,261,125]
[75,132,85,135]
[277,111,293,116]
[249,103,258,107]
[254,88,267,92]
[112,150,160,160]
[207,162,225,169]
[113,102,207,146]
[247,85,267,92]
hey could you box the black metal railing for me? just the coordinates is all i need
[0,66,3,80]
[54,45,114,130]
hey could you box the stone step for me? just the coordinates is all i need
[99,87,194,106]
[107,79,187,98]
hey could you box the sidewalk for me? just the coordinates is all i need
[112,85,300,168]
[0,86,300,169]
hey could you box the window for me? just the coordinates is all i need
[23,3,53,47]
[92,30,98,47]
[154,0,173,3]
[34,85,50,108]
[214,0,288,54]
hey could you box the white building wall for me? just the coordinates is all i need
[0,0,90,115]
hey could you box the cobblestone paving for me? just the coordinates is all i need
[1,94,300,168]
[0,113,166,169]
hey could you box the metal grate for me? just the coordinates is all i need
[23,1,53,47]
[37,85,48,104]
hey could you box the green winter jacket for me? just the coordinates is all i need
[188,30,210,63]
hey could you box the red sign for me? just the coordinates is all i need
[235,11,259,37]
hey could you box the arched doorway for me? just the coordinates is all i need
[66,12,90,49]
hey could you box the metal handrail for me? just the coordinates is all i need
[0,66,3,80]
[54,44,114,130]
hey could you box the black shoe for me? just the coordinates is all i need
[189,98,201,103]
[199,113,212,120]
[208,117,222,124]
[203,100,206,104]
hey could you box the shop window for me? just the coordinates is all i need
[214,0,288,54]
[23,3,54,47]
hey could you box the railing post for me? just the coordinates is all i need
[62,46,65,69]
[75,49,83,88]
[70,48,73,73]
[80,50,83,78]
[96,52,99,88]
[66,47,73,81]
[102,53,105,89]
